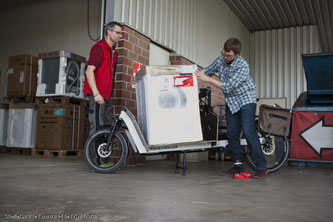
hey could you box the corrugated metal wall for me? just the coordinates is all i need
[250,25,322,108]
[113,0,324,109]
[113,0,250,67]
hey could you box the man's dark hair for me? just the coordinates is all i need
[105,21,122,36]
[224,38,242,55]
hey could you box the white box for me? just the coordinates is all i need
[0,106,8,146]
[135,65,203,145]
[36,50,86,99]
[7,105,37,148]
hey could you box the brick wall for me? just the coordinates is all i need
[113,25,150,165]
[169,55,194,65]
[113,25,150,117]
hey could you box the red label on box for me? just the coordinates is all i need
[173,76,193,87]
[290,111,333,160]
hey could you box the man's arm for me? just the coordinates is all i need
[86,65,104,104]
[194,69,222,88]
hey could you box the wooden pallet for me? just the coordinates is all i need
[35,96,87,106]
[31,148,82,158]
[4,96,35,104]
[289,159,333,168]
[0,147,32,155]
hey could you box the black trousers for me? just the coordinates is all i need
[88,95,113,135]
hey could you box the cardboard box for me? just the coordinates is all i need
[35,103,86,150]
[7,55,38,97]
[135,65,203,145]
[38,50,86,63]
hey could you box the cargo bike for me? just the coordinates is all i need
[84,66,290,175]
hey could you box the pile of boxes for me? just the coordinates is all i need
[34,50,88,152]
[4,55,38,148]
[1,50,89,153]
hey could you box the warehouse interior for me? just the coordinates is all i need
[0,0,332,221]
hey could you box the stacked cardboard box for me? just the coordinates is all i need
[3,55,38,150]
[35,99,86,150]
[7,55,38,98]
[33,50,89,153]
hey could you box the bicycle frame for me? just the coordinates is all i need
[105,116,123,152]
[117,108,254,155]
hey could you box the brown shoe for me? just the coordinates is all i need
[253,169,269,179]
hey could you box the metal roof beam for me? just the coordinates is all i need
[251,0,272,30]
[224,0,255,31]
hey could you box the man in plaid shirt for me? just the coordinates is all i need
[195,38,268,179]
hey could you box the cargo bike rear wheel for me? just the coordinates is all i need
[244,132,290,173]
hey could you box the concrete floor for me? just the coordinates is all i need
[0,153,332,222]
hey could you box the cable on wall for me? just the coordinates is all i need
[87,0,101,41]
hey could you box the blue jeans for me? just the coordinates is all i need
[226,103,266,170]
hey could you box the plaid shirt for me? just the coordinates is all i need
[204,55,257,114]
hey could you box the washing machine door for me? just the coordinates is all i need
[65,60,80,95]
[158,88,187,109]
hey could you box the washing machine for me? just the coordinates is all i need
[136,65,203,145]
[36,50,86,99]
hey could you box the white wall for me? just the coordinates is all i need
[146,42,170,161]
[113,0,251,68]
[250,25,322,108]
[149,43,170,66]
[0,0,101,101]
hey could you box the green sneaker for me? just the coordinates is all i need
[99,162,114,168]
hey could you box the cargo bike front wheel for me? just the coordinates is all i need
[84,129,128,173]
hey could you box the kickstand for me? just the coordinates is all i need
[175,151,187,176]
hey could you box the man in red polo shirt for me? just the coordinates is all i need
[83,21,122,135]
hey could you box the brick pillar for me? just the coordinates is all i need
[113,25,150,165]
[113,25,150,116]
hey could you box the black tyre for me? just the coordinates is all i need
[84,129,128,173]
[244,133,290,173]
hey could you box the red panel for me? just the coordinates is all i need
[132,61,144,88]
[290,111,333,160]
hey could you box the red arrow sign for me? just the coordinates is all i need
[290,111,333,160]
